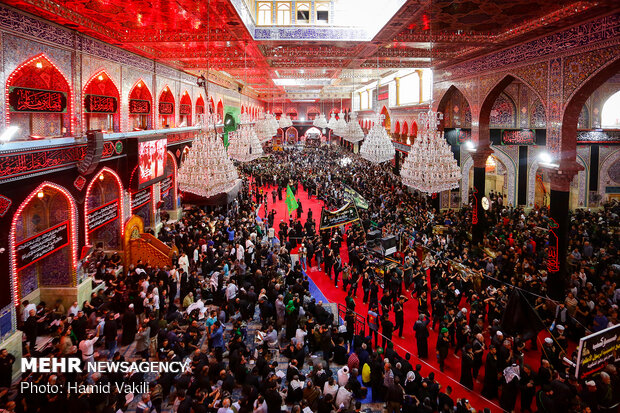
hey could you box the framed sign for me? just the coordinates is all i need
[159,101,174,115]
[129,99,151,114]
[131,188,152,210]
[444,128,471,145]
[501,129,535,145]
[138,138,167,186]
[160,176,173,197]
[15,222,69,270]
[577,130,620,143]
[84,94,117,113]
[9,86,67,113]
[87,199,119,232]
[180,104,191,115]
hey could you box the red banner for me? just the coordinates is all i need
[9,87,67,113]
[129,99,150,114]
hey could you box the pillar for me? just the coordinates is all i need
[546,163,581,300]
[470,146,493,244]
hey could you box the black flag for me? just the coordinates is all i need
[500,289,545,342]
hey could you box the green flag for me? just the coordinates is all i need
[285,185,298,213]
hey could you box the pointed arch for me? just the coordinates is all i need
[84,167,125,246]
[394,121,400,135]
[6,53,73,137]
[82,69,121,133]
[162,151,179,210]
[128,78,153,130]
[216,99,224,122]
[10,182,78,306]
[436,85,473,131]
[461,147,517,207]
[402,122,408,140]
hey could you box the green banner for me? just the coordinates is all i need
[343,185,369,209]
[223,106,241,147]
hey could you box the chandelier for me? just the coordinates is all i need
[343,112,365,143]
[228,113,264,162]
[313,113,328,129]
[359,113,395,163]
[256,113,278,142]
[327,113,338,130]
[401,110,461,194]
[334,116,348,136]
[178,114,239,198]
[279,114,293,129]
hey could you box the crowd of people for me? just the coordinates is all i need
[2,145,619,413]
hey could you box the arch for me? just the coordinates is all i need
[436,85,473,130]
[241,105,245,114]
[578,104,590,129]
[158,85,175,128]
[411,121,418,138]
[480,74,547,147]
[285,107,298,120]
[601,89,620,128]
[402,122,408,138]
[461,147,518,207]
[195,94,205,116]
[6,53,73,138]
[489,92,517,128]
[381,106,390,132]
[10,182,78,306]
[162,151,179,210]
[179,91,192,126]
[128,78,153,130]
[216,99,224,122]
[84,167,125,247]
[394,121,400,135]
[209,97,216,114]
[598,148,620,202]
[83,69,120,133]
[285,126,299,143]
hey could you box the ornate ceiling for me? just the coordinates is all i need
[4,0,619,101]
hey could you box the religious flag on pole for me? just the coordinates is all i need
[285,185,299,213]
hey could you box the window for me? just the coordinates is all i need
[316,2,329,23]
[276,2,291,25]
[422,69,433,102]
[399,72,420,105]
[257,2,272,25]
[353,93,361,111]
[360,90,369,110]
[297,3,310,23]
[601,89,620,128]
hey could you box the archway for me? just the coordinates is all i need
[394,121,400,140]
[411,121,418,144]
[10,182,78,306]
[304,127,323,146]
[196,95,205,120]
[128,79,152,130]
[158,86,175,128]
[162,152,178,211]
[209,97,215,115]
[402,122,408,144]
[436,85,472,131]
[562,57,620,162]
[84,167,124,249]
[273,107,283,120]
[216,100,224,123]
[285,108,298,120]
[129,166,154,227]
[285,127,299,143]
[490,93,517,128]
[179,91,192,126]
[380,106,390,134]
[83,69,120,133]
[461,148,518,207]
[6,54,72,139]
[598,149,620,203]
[601,89,620,127]
[307,107,320,121]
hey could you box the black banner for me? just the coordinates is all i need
[129,99,151,114]
[131,188,151,209]
[9,87,67,113]
[444,128,471,145]
[576,324,620,378]
[84,94,118,113]
[343,186,369,209]
[87,200,119,232]
[501,129,536,145]
[577,130,620,143]
[15,222,69,270]
[160,176,173,197]
[159,101,174,115]
[319,202,360,230]
[180,104,191,115]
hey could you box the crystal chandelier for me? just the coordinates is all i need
[327,113,338,130]
[228,113,264,162]
[401,110,461,195]
[359,113,395,163]
[279,114,293,129]
[343,112,365,143]
[256,113,278,143]
[334,116,348,136]
[178,114,239,198]
[313,113,328,129]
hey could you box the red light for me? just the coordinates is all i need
[84,168,125,246]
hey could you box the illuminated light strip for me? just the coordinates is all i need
[84,167,126,246]
[82,69,121,134]
[5,53,74,134]
[127,78,153,132]
[9,182,78,307]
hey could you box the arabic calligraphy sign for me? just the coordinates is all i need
[129,99,151,114]
[575,324,620,378]
[84,94,117,113]
[501,129,536,145]
[87,200,119,232]
[159,101,174,115]
[15,222,69,270]
[9,87,67,113]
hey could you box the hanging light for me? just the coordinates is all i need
[359,113,395,163]
[400,110,461,194]
[228,113,264,162]
[313,113,328,129]
[279,114,293,129]
[343,112,365,143]
[334,116,347,136]
[327,113,338,130]
[178,114,239,198]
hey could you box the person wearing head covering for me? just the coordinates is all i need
[436,327,450,372]
[459,343,474,390]
[121,303,138,346]
[482,345,499,399]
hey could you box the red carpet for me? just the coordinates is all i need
[252,179,562,412]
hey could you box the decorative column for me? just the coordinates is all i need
[470,146,493,244]
[417,70,423,103]
[546,162,582,299]
[395,77,401,106]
